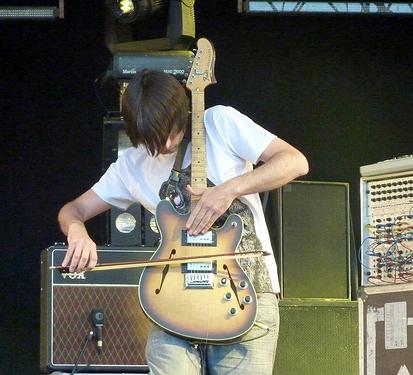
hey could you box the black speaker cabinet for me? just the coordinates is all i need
[40,246,155,373]
[265,180,353,300]
[103,116,160,247]
[274,300,359,375]
[109,203,160,247]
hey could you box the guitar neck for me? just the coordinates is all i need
[186,38,217,207]
[191,91,207,205]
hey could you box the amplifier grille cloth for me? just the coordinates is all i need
[274,303,358,375]
[52,285,150,365]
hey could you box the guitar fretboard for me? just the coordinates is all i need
[191,91,207,206]
[186,38,216,208]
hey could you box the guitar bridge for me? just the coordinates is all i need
[182,262,216,289]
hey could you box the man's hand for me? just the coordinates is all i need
[186,184,236,236]
[61,221,98,273]
[58,189,110,273]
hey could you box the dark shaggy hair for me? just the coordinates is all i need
[121,69,189,156]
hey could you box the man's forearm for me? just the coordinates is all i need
[228,149,309,198]
[185,147,308,236]
[58,201,87,236]
[58,189,111,236]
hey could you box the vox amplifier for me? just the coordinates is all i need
[40,245,156,373]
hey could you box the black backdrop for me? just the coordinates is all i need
[1,0,413,373]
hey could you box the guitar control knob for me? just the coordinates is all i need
[239,280,248,289]
[228,307,238,316]
[220,278,228,286]
[224,292,232,301]
[243,295,253,304]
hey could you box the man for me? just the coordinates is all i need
[58,69,308,374]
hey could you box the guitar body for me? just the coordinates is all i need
[139,199,258,341]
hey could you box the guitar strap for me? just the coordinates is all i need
[159,137,189,210]
[173,136,189,173]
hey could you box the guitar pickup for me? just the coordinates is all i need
[181,230,217,246]
[182,262,217,289]
[182,261,217,273]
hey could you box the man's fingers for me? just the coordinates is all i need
[187,202,201,230]
[69,242,83,273]
[186,193,203,230]
[188,209,219,235]
[85,248,98,271]
[202,216,217,233]
[186,184,203,196]
[64,240,96,273]
[188,209,209,235]
[76,252,90,272]
[61,243,74,267]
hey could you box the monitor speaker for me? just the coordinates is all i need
[110,203,160,247]
[264,180,353,300]
[102,116,160,247]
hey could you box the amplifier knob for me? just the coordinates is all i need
[228,307,238,316]
[239,280,248,289]
[220,277,228,286]
[224,292,232,301]
[243,295,253,304]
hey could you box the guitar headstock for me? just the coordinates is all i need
[186,38,216,92]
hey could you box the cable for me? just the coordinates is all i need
[189,320,271,347]
[70,330,94,375]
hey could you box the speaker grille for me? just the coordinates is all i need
[274,301,358,375]
[52,285,150,367]
[265,181,351,300]
[282,182,350,299]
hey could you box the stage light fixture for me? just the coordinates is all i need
[112,0,166,24]
[113,0,137,23]
[105,0,195,52]
[119,0,136,14]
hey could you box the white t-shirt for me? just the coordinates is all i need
[92,105,280,292]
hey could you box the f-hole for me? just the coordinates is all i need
[223,264,244,310]
[155,249,176,294]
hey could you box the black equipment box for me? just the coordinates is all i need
[40,245,155,373]
[111,51,193,81]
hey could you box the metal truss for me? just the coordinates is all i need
[241,1,413,14]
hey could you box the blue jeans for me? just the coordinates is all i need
[145,293,279,375]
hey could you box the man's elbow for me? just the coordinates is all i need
[296,151,309,178]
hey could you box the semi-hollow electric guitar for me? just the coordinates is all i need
[138,38,258,342]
